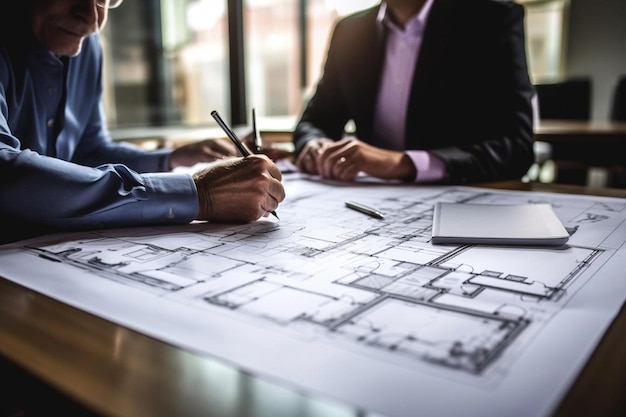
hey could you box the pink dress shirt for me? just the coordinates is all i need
[372,0,446,183]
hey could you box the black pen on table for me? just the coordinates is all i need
[211,110,279,220]
[345,200,385,219]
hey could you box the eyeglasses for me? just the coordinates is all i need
[96,0,124,9]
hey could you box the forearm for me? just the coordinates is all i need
[429,133,534,184]
[1,148,197,231]
[73,135,172,173]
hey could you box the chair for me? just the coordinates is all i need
[608,76,626,187]
[534,77,592,121]
[533,77,592,185]
[610,75,626,122]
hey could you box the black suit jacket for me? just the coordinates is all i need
[293,0,535,184]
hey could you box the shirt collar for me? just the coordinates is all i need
[377,0,436,35]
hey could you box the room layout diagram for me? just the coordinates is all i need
[12,180,625,386]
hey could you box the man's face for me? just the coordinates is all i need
[32,0,108,57]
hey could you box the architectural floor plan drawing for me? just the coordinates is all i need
[1,176,625,417]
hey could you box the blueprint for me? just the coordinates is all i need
[1,175,625,417]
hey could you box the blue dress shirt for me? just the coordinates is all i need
[0,34,198,243]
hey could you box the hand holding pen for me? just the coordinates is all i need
[211,110,281,220]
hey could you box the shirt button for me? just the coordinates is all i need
[47,119,55,127]
[48,87,57,94]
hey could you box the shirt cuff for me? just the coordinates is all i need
[140,173,199,224]
[405,151,447,183]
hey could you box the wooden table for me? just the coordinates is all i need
[1,181,625,417]
[536,120,626,141]
[534,120,626,186]
[536,120,626,163]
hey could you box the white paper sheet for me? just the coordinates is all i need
[1,175,625,417]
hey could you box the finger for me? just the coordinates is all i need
[295,149,309,168]
[246,154,283,182]
[326,142,361,179]
[200,150,228,160]
[261,199,278,216]
[296,150,318,174]
[318,144,348,178]
[331,156,349,179]
[316,146,335,178]
[200,140,236,159]
[304,152,319,174]
[331,154,360,181]
[212,145,237,157]
[260,192,280,219]
[297,139,332,174]
[335,161,360,181]
[266,159,283,182]
[268,176,286,203]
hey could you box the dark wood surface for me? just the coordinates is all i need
[535,120,626,168]
[473,179,626,198]
[536,120,626,140]
[0,277,359,417]
[1,180,625,417]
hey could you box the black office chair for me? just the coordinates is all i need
[534,77,592,120]
[533,77,592,185]
[610,75,626,122]
[608,76,626,187]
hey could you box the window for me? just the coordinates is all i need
[518,0,569,83]
[101,0,377,131]
[102,0,230,128]
[101,0,559,131]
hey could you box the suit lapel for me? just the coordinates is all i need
[406,0,456,146]
[359,8,387,138]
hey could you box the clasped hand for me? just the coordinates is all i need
[295,137,416,182]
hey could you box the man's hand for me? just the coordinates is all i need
[295,138,335,175]
[192,155,285,222]
[169,138,239,170]
[240,131,293,162]
[297,137,416,182]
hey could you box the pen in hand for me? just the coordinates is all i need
[211,110,251,156]
[211,110,279,220]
